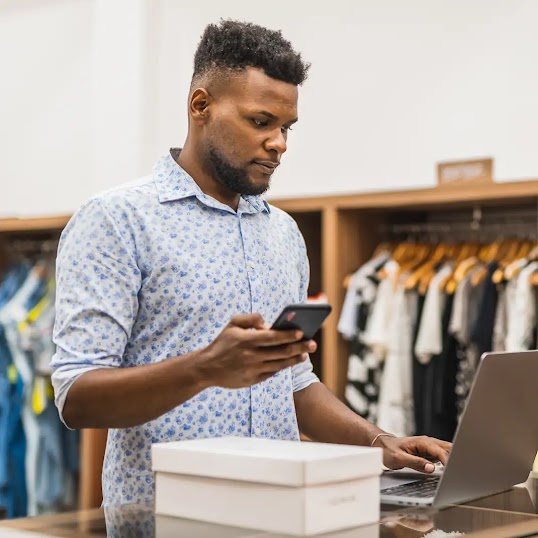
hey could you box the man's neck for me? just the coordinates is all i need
[175,144,241,212]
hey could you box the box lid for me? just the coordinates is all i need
[151,437,382,487]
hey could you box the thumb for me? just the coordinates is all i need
[230,313,266,330]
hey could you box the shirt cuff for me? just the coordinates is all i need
[51,365,102,430]
[292,355,320,392]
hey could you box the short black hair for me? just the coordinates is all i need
[192,20,310,89]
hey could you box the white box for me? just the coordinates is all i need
[152,437,382,536]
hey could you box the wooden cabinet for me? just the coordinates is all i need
[3,177,538,509]
[274,179,538,399]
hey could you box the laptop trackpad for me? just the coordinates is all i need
[381,474,422,490]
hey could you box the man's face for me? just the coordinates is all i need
[202,67,298,196]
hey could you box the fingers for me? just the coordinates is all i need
[413,437,451,466]
[249,328,305,346]
[261,341,316,361]
[418,437,451,452]
[230,313,266,330]
[384,436,452,472]
[230,316,310,348]
[264,354,308,373]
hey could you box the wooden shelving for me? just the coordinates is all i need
[3,177,538,510]
[271,179,538,399]
[272,178,538,212]
[0,215,70,233]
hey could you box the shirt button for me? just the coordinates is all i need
[254,428,262,436]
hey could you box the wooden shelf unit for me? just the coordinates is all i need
[272,179,538,398]
[0,216,107,511]
[2,177,538,509]
[0,215,71,233]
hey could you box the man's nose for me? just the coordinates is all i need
[264,129,287,155]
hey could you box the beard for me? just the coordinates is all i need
[206,143,270,196]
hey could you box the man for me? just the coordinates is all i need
[51,20,450,506]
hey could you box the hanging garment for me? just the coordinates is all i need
[363,260,399,361]
[505,261,538,351]
[34,397,65,513]
[346,259,399,424]
[450,267,486,418]
[414,264,453,365]
[19,284,56,377]
[0,266,75,517]
[0,373,27,518]
[338,252,390,340]
[341,253,389,422]
[492,285,507,352]
[0,267,48,516]
[470,262,499,357]
[412,292,427,435]
[376,281,417,437]
[0,264,35,518]
[415,292,458,441]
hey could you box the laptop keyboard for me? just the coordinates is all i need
[381,476,440,498]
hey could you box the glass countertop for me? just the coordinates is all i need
[1,476,537,537]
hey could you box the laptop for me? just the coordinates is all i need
[381,350,538,508]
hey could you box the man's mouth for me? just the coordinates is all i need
[252,160,279,175]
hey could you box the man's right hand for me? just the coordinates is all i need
[195,313,316,389]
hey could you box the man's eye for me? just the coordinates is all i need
[253,119,268,127]
[282,126,293,133]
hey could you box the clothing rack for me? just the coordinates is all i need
[9,239,59,255]
[385,221,538,243]
[0,226,75,518]
[384,205,538,242]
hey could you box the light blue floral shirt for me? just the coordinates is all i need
[51,150,319,506]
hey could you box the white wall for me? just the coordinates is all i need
[0,0,158,218]
[0,0,94,217]
[154,0,538,200]
[2,0,538,217]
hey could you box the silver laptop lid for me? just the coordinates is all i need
[433,350,538,507]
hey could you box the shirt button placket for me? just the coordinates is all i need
[239,216,260,437]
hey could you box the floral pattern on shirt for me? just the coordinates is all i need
[51,151,319,506]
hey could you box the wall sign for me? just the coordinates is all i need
[437,158,494,187]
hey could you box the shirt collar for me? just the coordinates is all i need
[154,149,271,214]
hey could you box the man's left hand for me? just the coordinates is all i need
[375,435,452,473]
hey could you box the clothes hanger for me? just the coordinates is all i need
[372,241,394,258]
[417,243,456,295]
[398,243,431,271]
[404,242,448,290]
[470,245,496,287]
[525,242,538,286]
[471,238,513,287]
[492,239,521,284]
[343,242,395,288]
[528,270,538,287]
[377,241,415,279]
[441,243,482,293]
[436,241,477,287]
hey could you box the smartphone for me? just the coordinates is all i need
[270,303,332,340]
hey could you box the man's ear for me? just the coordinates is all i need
[189,88,212,123]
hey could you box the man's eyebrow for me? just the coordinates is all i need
[256,110,278,120]
[257,110,299,124]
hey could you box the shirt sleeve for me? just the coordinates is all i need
[51,197,141,426]
[289,222,320,393]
